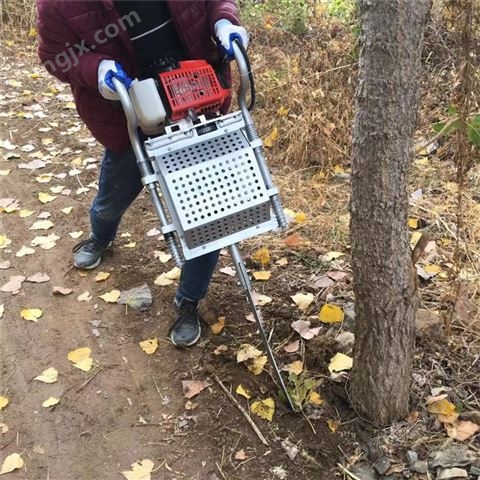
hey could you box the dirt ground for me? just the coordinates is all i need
[0,46,350,480]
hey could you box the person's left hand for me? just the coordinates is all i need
[214,19,249,58]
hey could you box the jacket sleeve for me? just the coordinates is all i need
[36,0,111,90]
[206,0,241,31]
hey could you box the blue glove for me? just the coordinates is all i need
[97,60,132,100]
[214,19,249,58]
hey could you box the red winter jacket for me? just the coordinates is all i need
[37,0,240,152]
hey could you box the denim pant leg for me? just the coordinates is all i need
[176,250,220,304]
[90,148,143,244]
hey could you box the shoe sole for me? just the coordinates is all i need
[73,256,102,270]
[169,327,201,347]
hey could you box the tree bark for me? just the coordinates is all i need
[349,0,432,426]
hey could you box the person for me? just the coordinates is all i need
[36,0,249,347]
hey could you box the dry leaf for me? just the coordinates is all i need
[252,270,271,281]
[67,347,93,372]
[427,398,456,416]
[0,305,3,319]
[276,257,289,266]
[319,304,344,323]
[445,420,480,441]
[251,247,270,266]
[34,367,58,384]
[247,355,267,375]
[68,231,83,239]
[181,380,210,399]
[283,340,300,353]
[99,289,120,303]
[211,316,225,335]
[253,292,272,306]
[328,353,353,373]
[237,343,263,363]
[309,391,324,406]
[1,275,25,295]
[327,419,340,432]
[153,273,173,286]
[0,234,12,249]
[291,320,321,340]
[219,266,236,277]
[38,192,57,203]
[284,233,301,247]
[234,450,247,460]
[0,423,8,434]
[213,345,228,355]
[250,398,275,421]
[26,272,50,283]
[77,291,92,302]
[21,307,43,322]
[263,127,278,148]
[31,233,59,249]
[291,292,314,311]
[122,459,154,480]
[321,251,344,262]
[16,245,35,257]
[236,384,252,399]
[30,219,54,230]
[52,286,73,295]
[42,396,60,408]
[95,271,110,282]
[0,453,24,475]
[282,360,303,375]
[139,338,158,355]
[0,396,9,410]
[165,267,181,280]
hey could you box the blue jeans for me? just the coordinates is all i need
[90,147,219,303]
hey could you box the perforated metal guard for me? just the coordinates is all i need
[146,113,278,259]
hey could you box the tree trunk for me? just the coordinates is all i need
[349,0,432,426]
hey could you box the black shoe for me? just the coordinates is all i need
[168,299,201,347]
[73,237,112,270]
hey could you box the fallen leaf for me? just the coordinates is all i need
[61,207,73,214]
[213,345,228,355]
[0,453,24,475]
[276,257,289,266]
[165,267,181,280]
[124,241,136,248]
[155,251,171,263]
[139,338,158,355]
[0,234,12,249]
[219,266,236,277]
[31,233,59,249]
[53,286,73,295]
[1,275,25,295]
[99,289,120,303]
[122,459,154,480]
[211,316,225,335]
[263,127,278,148]
[68,231,83,239]
[95,271,110,282]
[0,397,9,410]
[30,219,54,230]
[252,270,271,281]
[0,423,8,434]
[42,397,60,408]
[309,391,324,406]
[181,380,210,399]
[282,360,303,375]
[18,209,34,218]
[321,251,344,262]
[38,192,57,204]
[0,305,3,319]
[21,307,43,322]
[236,384,252,399]
[0,261,10,269]
[34,367,58,383]
[284,233,301,247]
[251,247,270,266]
[234,450,247,460]
[283,340,300,353]
[328,353,353,373]
[253,292,272,306]
[16,246,35,257]
[291,320,321,340]
[67,347,93,372]
[185,400,198,410]
[247,355,267,375]
[237,343,263,363]
[291,292,314,311]
[319,304,344,323]
[327,419,340,432]
[153,273,173,286]
[251,397,275,421]
[77,291,92,302]
[26,272,50,283]
[445,420,480,441]
[427,398,456,416]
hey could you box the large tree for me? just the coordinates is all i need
[350,0,432,426]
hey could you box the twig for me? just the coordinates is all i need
[76,367,103,392]
[337,463,363,480]
[213,374,269,447]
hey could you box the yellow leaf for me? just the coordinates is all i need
[122,459,154,480]
[19,209,34,217]
[235,384,252,399]
[42,396,60,408]
[427,398,456,416]
[69,231,83,239]
[0,396,9,410]
[0,453,24,475]
[67,347,93,371]
[309,391,324,406]
[165,267,181,280]
[237,343,263,363]
[252,271,271,281]
[277,106,289,116]
[124,241,136,248]
[28,27,38,37]
[139,338,158,355]
[410,231,422,248]
[30,219,54,230]
[31,233,59,250]
[95,271,111,282]
[321,251,344,262]
[250,398,275,421]
[291,292,314,311]
[253,292,272,306]
[153,273,173,286]
[327,419,340,432]
[99,289,121,303]
[0,235,12,249]
[424,264,442,275]
[36,174,53,183]
[16,246,35,257]
[247,355,267,375]
[283,360,303,375]
[319,304,344,323]
[0,170,10,176]
[328,353,353,373]
[263,127,279,148]
[61,206,73,214]
[251,247,270,266]
[211,316,225,335]
[408,217,419,229]
[38,192,57,204]
[21,307,43,322]
[64,101,76,109]
[34,367,58,384]
[295,211,307,223]
[77,291,92,302]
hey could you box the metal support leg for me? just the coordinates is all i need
[229,244,295,410]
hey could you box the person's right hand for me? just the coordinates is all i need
[97,60,132,100]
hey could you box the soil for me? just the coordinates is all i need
[0,47,349,480]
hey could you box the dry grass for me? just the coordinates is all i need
[0,0,37,39]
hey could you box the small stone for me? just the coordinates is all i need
[373,456,391,475]
[410,460,428,474]
[406,450,418,465]
[430,446,477,468]
[351,463,378,480]
[436,467,468,479]
[470,466,480,476]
